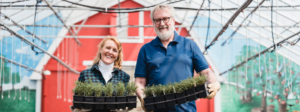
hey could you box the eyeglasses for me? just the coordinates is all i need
[153,17,171,24]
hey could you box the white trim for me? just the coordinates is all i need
[139,11,144,42]
[82,60,93,66]
[35,80,42,112]
[122,61,136,66]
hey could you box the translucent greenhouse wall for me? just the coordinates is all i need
[0,14,62,112]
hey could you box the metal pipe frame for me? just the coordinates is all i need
[0,56,42,74]
[217,0,300,49]
[1,13,47,43]
[4,0,64,24]
[43,0,81,45]
[204,0,253,53]
[72,1,100,35]
[206,2,300,58]
[186,0,205,36]
[3,24,300,28]
[0,22,80,74]
[220,30,300,75]
[189,1,300,68]
[1,35,289,39]
[222,0,266,45]
[228,0,300,46]
[277,0,300,34]
[2,5,300,11]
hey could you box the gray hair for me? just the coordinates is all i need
[150,4,175,22]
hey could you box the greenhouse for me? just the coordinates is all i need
[0,0,300,112]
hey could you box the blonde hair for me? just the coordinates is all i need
[92,37,123,69]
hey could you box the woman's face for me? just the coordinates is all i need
[100,40,119,65]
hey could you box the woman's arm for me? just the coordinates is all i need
[123,72,130,84]
[78,71,85,82]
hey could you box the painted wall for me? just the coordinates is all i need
[194,16,300,111]
[0,14,62,112]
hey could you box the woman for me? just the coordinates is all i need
[70,37,130,112]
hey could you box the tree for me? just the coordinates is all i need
[228,45,300,112]
[0,55,21,90]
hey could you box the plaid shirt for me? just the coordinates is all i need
[78,64,130,85]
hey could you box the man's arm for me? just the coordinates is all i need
[135,77,146,100]
[135,77,152,112]
[194,68,218,83]
[195,68,220,99]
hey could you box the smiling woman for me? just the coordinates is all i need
[71,37,130,112]
[93,37,123,70]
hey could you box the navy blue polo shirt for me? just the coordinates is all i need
[135,31,209,112]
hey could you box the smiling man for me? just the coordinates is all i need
[135,5,221,112]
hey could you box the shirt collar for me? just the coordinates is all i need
[91,63,100,71]
[152,31,180,46]
[112,68,119,73]
[92,63,119,73]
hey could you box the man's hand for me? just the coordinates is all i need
[69,106,91,112]
[135,77,154,112]
[205,81,220,99]
[196,68,220,99]
[139,98,153,112]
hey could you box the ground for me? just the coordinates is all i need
[0,90,36,112]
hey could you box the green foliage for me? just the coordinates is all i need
[0,56,21,84]
[180,76,195,90]
[84,79,95,96]
[141,76,206,96]
[142,85,154,98]
[154,84,164,96]
[164,82,174,94]
[94,83,104,97]
[174,82,185,93]
[104,82,114,97]
[195,75,207,86]
[228,45,300,104]
[116,82,126,96]
[73,81,84,96]
[126,82,137,96]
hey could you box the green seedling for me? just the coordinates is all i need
[116,82,126,96]
[94,83,104,97]
[126,82,138,96]
[104,82,114,97]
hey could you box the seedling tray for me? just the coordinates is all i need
[72,96,137,110]
[127,96,137,109]
[73,95,84,108]
[143,84,208,111]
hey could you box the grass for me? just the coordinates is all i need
[0,90,36,112]
[221,84,300,112]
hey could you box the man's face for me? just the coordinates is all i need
[153,9,175,40]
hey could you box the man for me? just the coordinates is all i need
[135,4,221,112]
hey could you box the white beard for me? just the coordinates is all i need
[154,25,175,40]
